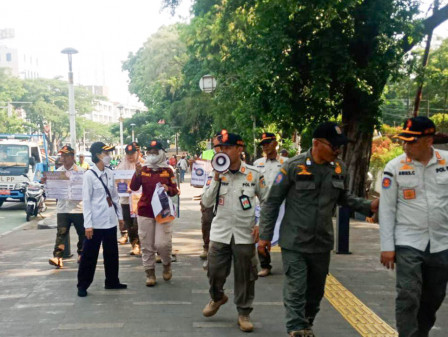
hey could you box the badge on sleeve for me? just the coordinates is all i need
[239,195,252,210]
[403,189,416,200]
[206,176,212,187]
[382,177,391,189]
[274,172,284,185]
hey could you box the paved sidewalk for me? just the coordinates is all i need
[0,174,447,337]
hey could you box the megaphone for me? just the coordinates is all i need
[211,152,230,173]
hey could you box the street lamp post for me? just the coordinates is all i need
[117,104,124,156]
[130,123,136,142]
[61,47,78,151]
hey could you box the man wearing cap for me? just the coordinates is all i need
[379,116,448,337]
[254,132,286,277]
[258,122,378,337]
[201,130,268,332]
[77,142,126,297]
[116,143,141,255]
[48,145,85,268]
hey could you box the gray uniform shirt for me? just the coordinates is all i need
[379,149,448,253]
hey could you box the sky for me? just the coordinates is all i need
[0,0,447,106]
[0,0,193,105]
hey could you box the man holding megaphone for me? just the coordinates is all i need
[201,130,268,333]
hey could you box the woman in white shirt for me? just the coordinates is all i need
[77,142,126,297]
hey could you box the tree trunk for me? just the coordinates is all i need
[341,87,375,198]
[342,120,373,198]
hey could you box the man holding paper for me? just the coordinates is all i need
[48,145,85,269]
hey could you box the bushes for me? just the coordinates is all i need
[370,125,404,176]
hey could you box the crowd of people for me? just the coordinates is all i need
[44,116,448,337]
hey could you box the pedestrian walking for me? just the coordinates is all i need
[116,143,141,256]
[379,116,448,337]
[48,145,85,268]
[178,155,188,183]
[77,154,90,170]
[130,140,179,287]
[201,130,268,332]
[253,132,287,277]
[77,142,127,297]
[258,122,378,337]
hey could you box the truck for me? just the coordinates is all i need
[0,134,49,207]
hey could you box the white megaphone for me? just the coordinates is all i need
[211,152,231,173]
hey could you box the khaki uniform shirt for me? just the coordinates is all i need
[379,149,448,253]
[253,156,287,191]
[260,149,372,253]
[202,162,268,244]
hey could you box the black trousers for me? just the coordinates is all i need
[396,245,448,337]
[53,213,85,258]
[77,226,121,290]
[121,204,140,246]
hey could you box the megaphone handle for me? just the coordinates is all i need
[213,178,222,216]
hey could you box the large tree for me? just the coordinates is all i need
[165,0,448,196]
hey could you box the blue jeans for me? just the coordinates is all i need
[179,169,186,183]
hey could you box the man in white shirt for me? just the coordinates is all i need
[77,142,126,297]
[253,132,286,277]
[48,145,85,268]
[379,116,448,337]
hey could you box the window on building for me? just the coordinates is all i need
[6,53,12,62]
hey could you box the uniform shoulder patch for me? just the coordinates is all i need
[274,172,284,185]
[382,177,392,189]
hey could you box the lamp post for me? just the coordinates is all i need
[130,123,136,142]
[117,105,124,156]
[61,47,78,151]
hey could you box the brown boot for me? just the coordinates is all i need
[289,329,314,337]
[202,294,228,317]
[145,269,156,287]
[118,232,128,245]
[130,244,141,256]
[162,263,172,281]
[49,257,63,269]
[199,249,208,260]
[238,315,254,332]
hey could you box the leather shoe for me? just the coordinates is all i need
[77,288,87,297]
[202,294,228,317]
[104,283,127,290]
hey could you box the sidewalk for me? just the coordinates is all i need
[0,173,447,337]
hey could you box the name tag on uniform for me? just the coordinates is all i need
[239,195,252,210]
[403,189,416,200]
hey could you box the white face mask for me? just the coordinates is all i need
[147,153,162,164]
[101,155,112,166]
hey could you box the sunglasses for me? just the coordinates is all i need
[317,139,341,151]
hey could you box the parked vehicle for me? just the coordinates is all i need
[25,180,46,221]
[0,134,49,207]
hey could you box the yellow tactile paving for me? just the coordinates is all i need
[325,274,398,337]
[270,247,397,336]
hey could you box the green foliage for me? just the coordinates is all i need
[432,113,448,133]
[370,135,404,177]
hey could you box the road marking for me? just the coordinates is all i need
[14,302,74,309]
[253,301,283,306]
[192,289,234,294]
[134,301,192,305]
[57,323,124,330]
[325,274,398,337]
[0,294,27,299]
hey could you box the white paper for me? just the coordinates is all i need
[113,170,135,197]
[151,183,175,223]
[191,160,212,188]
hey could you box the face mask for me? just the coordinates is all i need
[101,155,112,166]
[147,153,162,164]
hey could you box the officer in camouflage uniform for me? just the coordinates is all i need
[258,122,378,337]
